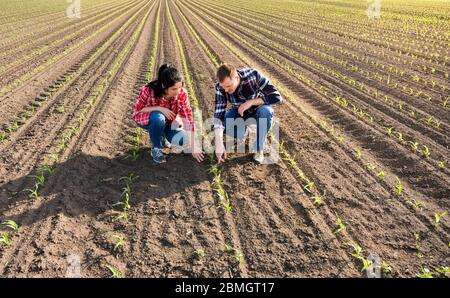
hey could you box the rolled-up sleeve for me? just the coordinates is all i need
[213,84,227,130]
[255,70,282,105]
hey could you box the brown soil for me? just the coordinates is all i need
[0,0,448,278]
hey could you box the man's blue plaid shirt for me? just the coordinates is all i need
[213,68,282,129]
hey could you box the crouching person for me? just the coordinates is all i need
[213,63,282,164]
[133,64,204,164]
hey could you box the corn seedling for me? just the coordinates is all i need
[24,183,39,199]
[366,162,376,171]
[221,192,232,213]
[407,199,425,211]
[386,127,394,136]
[437,161,445,168]
[0,233,11,246]
[232,250,243,264]
[49,152,59,162]
[303,181,315,193]
[112,235,125,251]
[434,211,446,228]
[0,132,6,143]
[224,245,234,254]
[312,194,323,206]
[194,248,205,258]
[2,220,19,231]
[416,267,433,278]
[408,141,419,152]
[334,217,346,235]
[355,149,362,159]
[376,171,385,179]
[104,264,121,278]
[435,267,450,277]
[380,261,392,276]
[394,176,403,195]
[421,146,431,158]
[55,106,65,113]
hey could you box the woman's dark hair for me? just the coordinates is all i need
[147,64,182,97]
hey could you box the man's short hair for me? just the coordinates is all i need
[216,63,236,83]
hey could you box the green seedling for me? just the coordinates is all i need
[24,184,39,199]
[221,192,232,213]
[435,267,450,277]
[396,132,404,142]
[312,194,323,206]
[437,161,445,168]
[394,176,403,195]
[112,235,125,251]
[408,141,419,152]
[105,265,121,278]
[366,163,376,171]
[194,248,205,258]
[407,199,425,211]
[56,106,65,114]
[334,217,346,235]
[303,181,315,193]
[119,174,139,186]
[386,127,394,136]
[232,250,243,264]
[31,174,45,187]
[377,171,385,179]
[416,267,433,278]
[355,149,362,159]
[2,220,19,231]
[39,163,54,176]
[422,146,431,158]
[224,245,234,254]
[434,211,446,228]
[49,152,59,162]
[0,132,6,143]
[380,261,392,276]
[0,233,11,246]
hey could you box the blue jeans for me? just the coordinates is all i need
[224,105,273,151]
[138,111,186,149]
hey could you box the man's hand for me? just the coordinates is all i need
[192,152,204,163]
[238,101,253,117]
[238,98,265,117]
[215,143,227,164]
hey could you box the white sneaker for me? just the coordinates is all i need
[253,151,264,164]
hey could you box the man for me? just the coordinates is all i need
[213,63,282,164]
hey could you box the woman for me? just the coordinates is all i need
[133,64,204,164]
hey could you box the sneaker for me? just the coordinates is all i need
[151,148,166,163]
[253,151,264,164]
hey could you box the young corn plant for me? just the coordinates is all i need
[407,199,425,211]
[334,217,346,236]
[112,235,125,252]
[0,233,11,246]
[55,106,65,114]
[104,264,121,278]
[194,248,205,258]
[24,183,39,199]
[2,220,19,231]
[434,211,446,229]
[422,146,431,158]
[416,267,433,278]
[394,176,403,195]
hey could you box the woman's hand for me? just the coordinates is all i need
[192,151,204,163]
[157,106,176,120]
[139,106,175,120]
